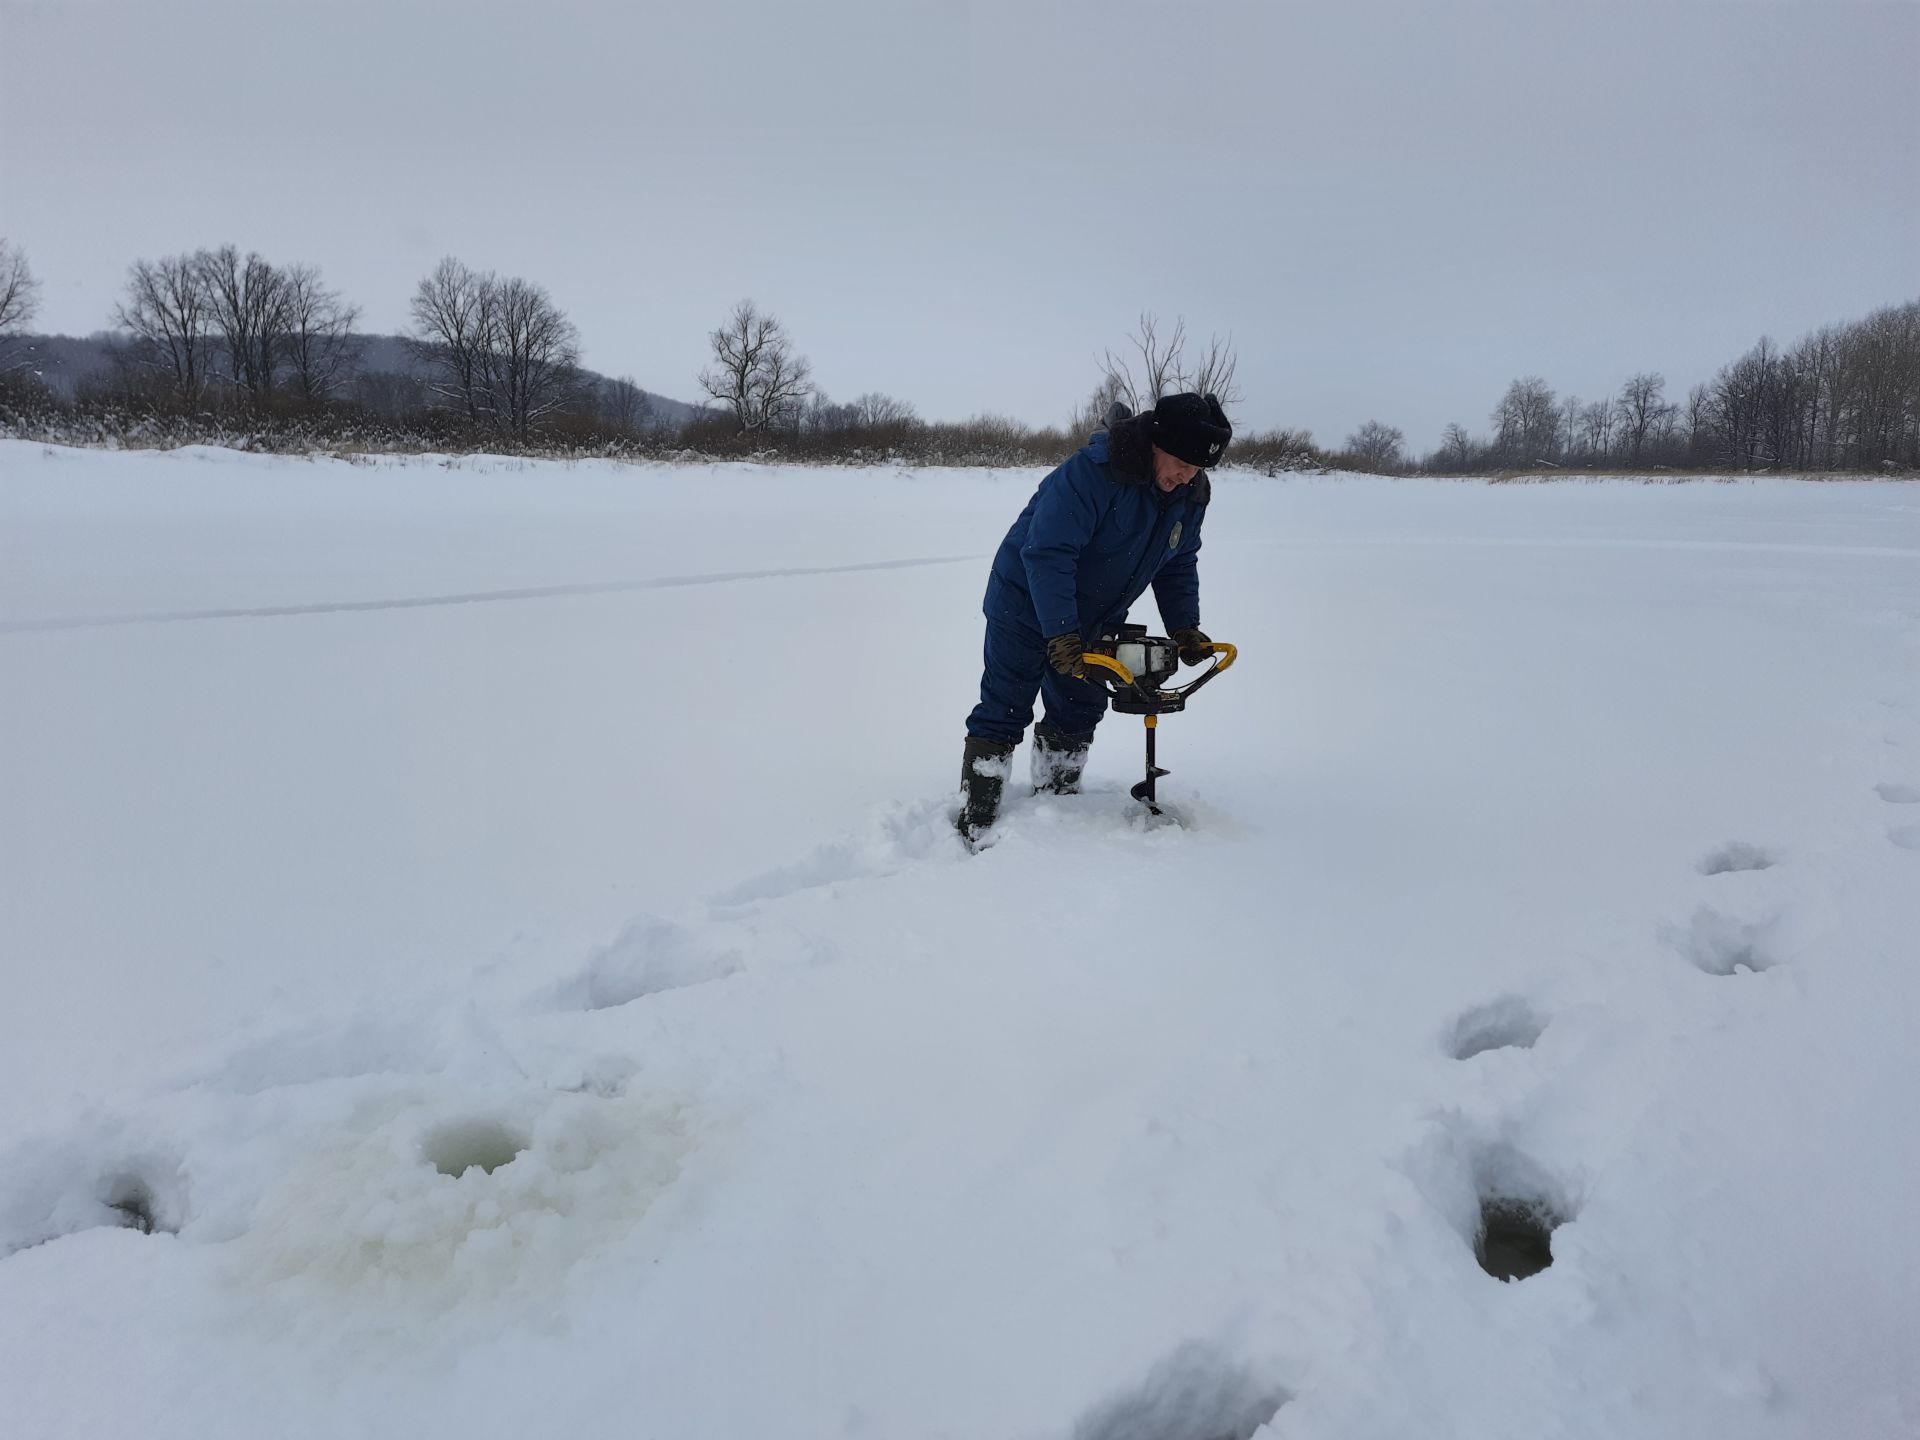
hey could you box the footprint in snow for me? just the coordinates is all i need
[1448,997,1548,1059]
[546,915,832,1012]
[1874,782,1920,805]
[705,800,956,913]
[548,916,745,1011]
[1697,842,1778,876]
[1891,824,1920,852]
[1069,1343,1289,1440]
[1661,906,1781,976]
[0,1144,188,1257]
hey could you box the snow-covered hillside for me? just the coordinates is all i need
[2,441,1917,1439]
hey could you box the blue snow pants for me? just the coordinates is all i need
[965,618,1109,745]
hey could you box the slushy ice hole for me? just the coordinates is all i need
[422,1119,528,1178]
[1475,1195,1561,1281]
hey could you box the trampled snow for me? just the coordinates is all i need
[2,440,1918,1438]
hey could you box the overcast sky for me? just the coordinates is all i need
[3,0,1916,450]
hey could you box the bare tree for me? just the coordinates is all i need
[1684,383,1712,463]
[1439,423,1475,470]
[851,391,918,428]
[113,254,214,406]
[699,300,813,432]
[409,257,492,420]
[0,238,41,370]
[800,391,861,435]
[1837,302,1920,469]
[1647,398,1681,456]
[1710,336,1782,470]
[595,375,653,433]
[198,245,293,405]
[1070,371,1130,437]
[1616,371,1672,465]
[409,258,580,433]
[477,274,581,433]
[1579,399,1616,458]
[1492,376,1559,462]
[1183,332,1241,409]
[280,264,360,405]
[1097,312,1242,413]
[1345,419,1405,472]
[1104,312,1181,411]
[1788,326,1843,469]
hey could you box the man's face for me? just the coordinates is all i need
[1151,445,1201,492]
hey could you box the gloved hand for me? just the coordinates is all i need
[1172,626,1214,666]
[1045,631,1088,679]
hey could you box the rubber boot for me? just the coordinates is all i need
[1031,722,1092,796]
[956,736,1016,845]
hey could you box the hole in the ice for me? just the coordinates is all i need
[1475,1195,1562,1282]
[1877,782,1920,805]
[1070,1343,1287,1440]
[1697,842,1777,876]
[104,1175,164,1235]
[1449,997,1547,1059]
[421,1119,528,1178]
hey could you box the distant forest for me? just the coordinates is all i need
[0,238,1915,475]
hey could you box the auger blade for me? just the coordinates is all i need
[1131,765,1171,814]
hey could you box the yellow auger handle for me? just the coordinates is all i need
[1081,652,1136,685]
[1202,641,1238,672]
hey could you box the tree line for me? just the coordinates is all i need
[1395,300,1920,476]
[1,236,1914,473]
[0,239,1007,457]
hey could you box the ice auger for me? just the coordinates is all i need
[1081,624,1238,815]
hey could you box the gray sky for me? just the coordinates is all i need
[3,0,1916,451]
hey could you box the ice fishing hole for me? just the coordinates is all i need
[422,1119,528,1178]
[1475,1196,1563,1282]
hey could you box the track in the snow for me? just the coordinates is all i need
[0,554,983,635]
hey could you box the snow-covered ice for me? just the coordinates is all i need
[3,440,1918,1438]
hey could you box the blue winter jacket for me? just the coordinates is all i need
[984,415,1209,640]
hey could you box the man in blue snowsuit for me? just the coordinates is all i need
[958,391,1232,842]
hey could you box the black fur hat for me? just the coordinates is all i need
[1150,392,1232,468]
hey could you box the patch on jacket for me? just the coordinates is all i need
[1169,521,1183,550]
